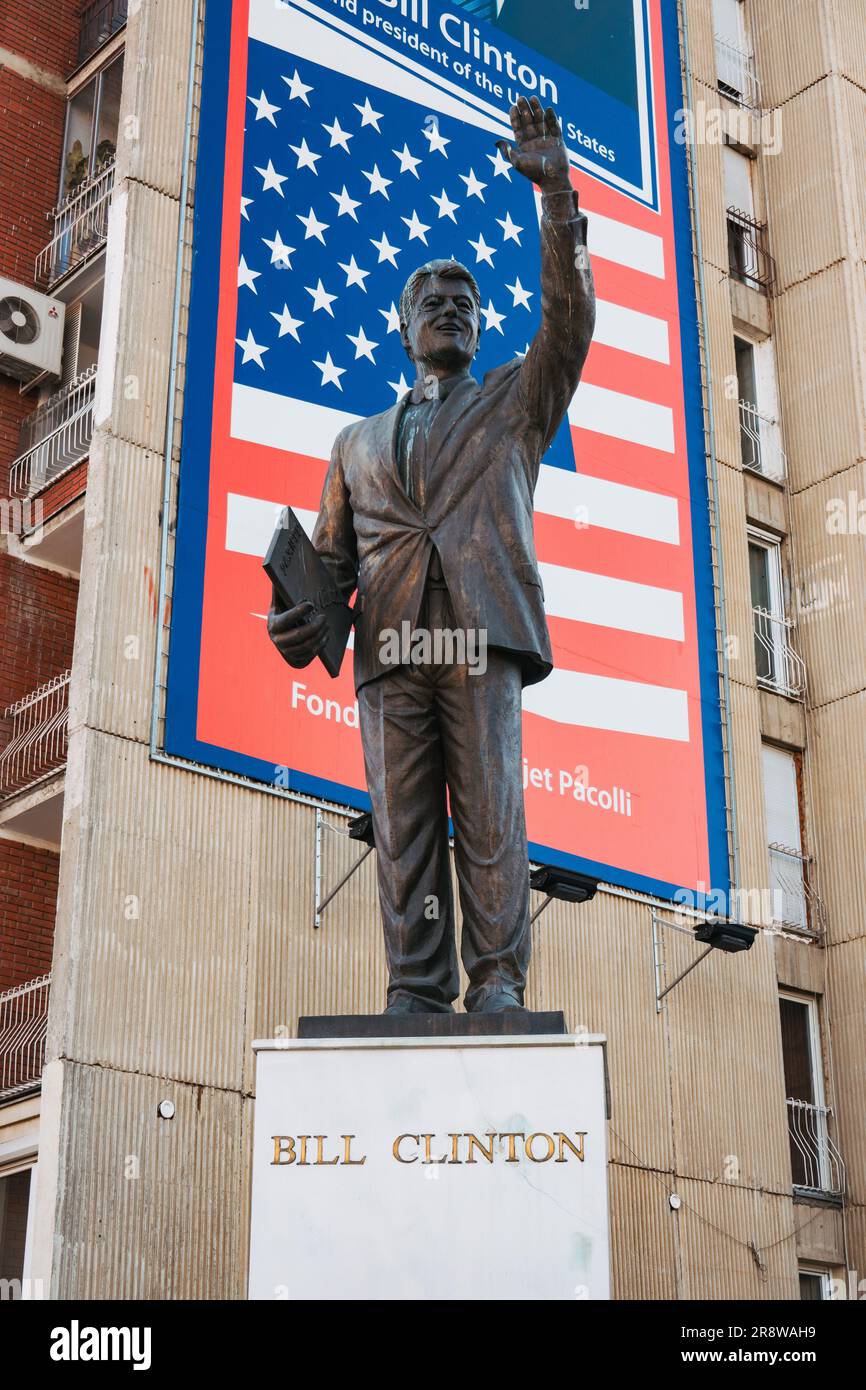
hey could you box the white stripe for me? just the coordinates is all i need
[232,387,681,540]
[232,385,358,458]
[229,496,683,641]
[233,378,675,462]
[227,494,317,556]
[585,208,665,279]
[594,299,669,363]
[539,562,684,641]
[535,464,679,546]
[231,387,681,541]
[523,669,689,742]
[569,382,675,453]
[532,188,665,280]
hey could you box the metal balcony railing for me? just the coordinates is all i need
[78,0,128,66]
[0,974,51,1101]
[36,160,115,290]
[10,366,97,499]
[753,607,806,699]
[739,400,787,483]
[787,1099,845,1197]
[715,33,761,111]
[727,208,776,294]
[0,672,71,800]
[768,843,810,932]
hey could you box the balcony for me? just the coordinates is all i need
[714,33,761,111]
[36,160,115,291]
[0,673,71,802]
[787,1099,845,1199]
[739,400,787,483]
[768,843,814,934]
[727,208,776,295]
[78,0,128,67]
[10,367,97,500]
[0,975,51,1102]
[753,607,806,699]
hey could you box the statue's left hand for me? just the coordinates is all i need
[496,96,572,194]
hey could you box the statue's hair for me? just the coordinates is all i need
[399,259,481,329]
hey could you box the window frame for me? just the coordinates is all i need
[0,1145,39,1299]
[58,50,124,203]
[748,526,787,687]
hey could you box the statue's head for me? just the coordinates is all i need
[399,259,481,371]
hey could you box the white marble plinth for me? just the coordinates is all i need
[249,1033,610,1301]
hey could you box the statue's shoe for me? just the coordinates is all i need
[472,990,525,1014]
[383,997,453,1015]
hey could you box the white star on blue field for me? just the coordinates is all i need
[235,44,575,473]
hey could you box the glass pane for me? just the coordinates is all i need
[780,996,815,1187]
[62,81,96,197]
[95,55,124,172]
[0,1170,32,1295]
[737,340,760,469]
[749,544,774,682]
[799,1272,824,1301]
[780,998,815,1103]
[749,544,770,608]
[735,338,758,406]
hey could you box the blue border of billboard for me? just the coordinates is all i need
[165,0,732,908]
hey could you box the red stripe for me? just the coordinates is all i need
[581,342,674,407]
[547,615,695,692]
[533,511,690,590]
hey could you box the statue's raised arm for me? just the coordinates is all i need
[496,96,596,454]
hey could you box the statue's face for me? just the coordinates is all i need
[401,275,479,369]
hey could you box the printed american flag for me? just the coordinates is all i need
[234,43,569,454]
[186,0,720,897]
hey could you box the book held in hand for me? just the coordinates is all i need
[263,506,353,679]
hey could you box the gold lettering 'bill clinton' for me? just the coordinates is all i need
[271,1132,586,1165]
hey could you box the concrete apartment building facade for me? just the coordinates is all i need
[0,0,863,1301]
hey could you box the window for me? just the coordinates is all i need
[736,337,786,480]
[724,149,775,292]
[0,1168,33,1298]
[763,745,808,931]
[713,0,758,108]
[749,528,785,686]
[724,146,754,221]
[60,53,124,199]
[779,993,843,1195]
[799,1268,832,1301]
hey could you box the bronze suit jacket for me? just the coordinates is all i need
[312,186,595,693]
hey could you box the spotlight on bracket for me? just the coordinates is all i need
[348,812,375,847]
[530,865,599,905]
[695,919,758,953]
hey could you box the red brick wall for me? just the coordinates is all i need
[0,4,82,994]
[0,2,82,81]
[0,3,81,488]
[36,460,88,525]
[0,841,58,990]
[0,70,67,285]
[0,557,78,712]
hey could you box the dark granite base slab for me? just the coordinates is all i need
[297,1011,567,1039]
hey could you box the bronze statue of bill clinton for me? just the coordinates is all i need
[268,98,595,1015]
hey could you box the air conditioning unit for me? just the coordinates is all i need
[0,277,65,383]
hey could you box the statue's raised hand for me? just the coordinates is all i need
[496,96,572,194]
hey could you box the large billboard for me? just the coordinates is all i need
[166,0,731,905]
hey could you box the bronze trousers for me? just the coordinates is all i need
[358,584,531,1012]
